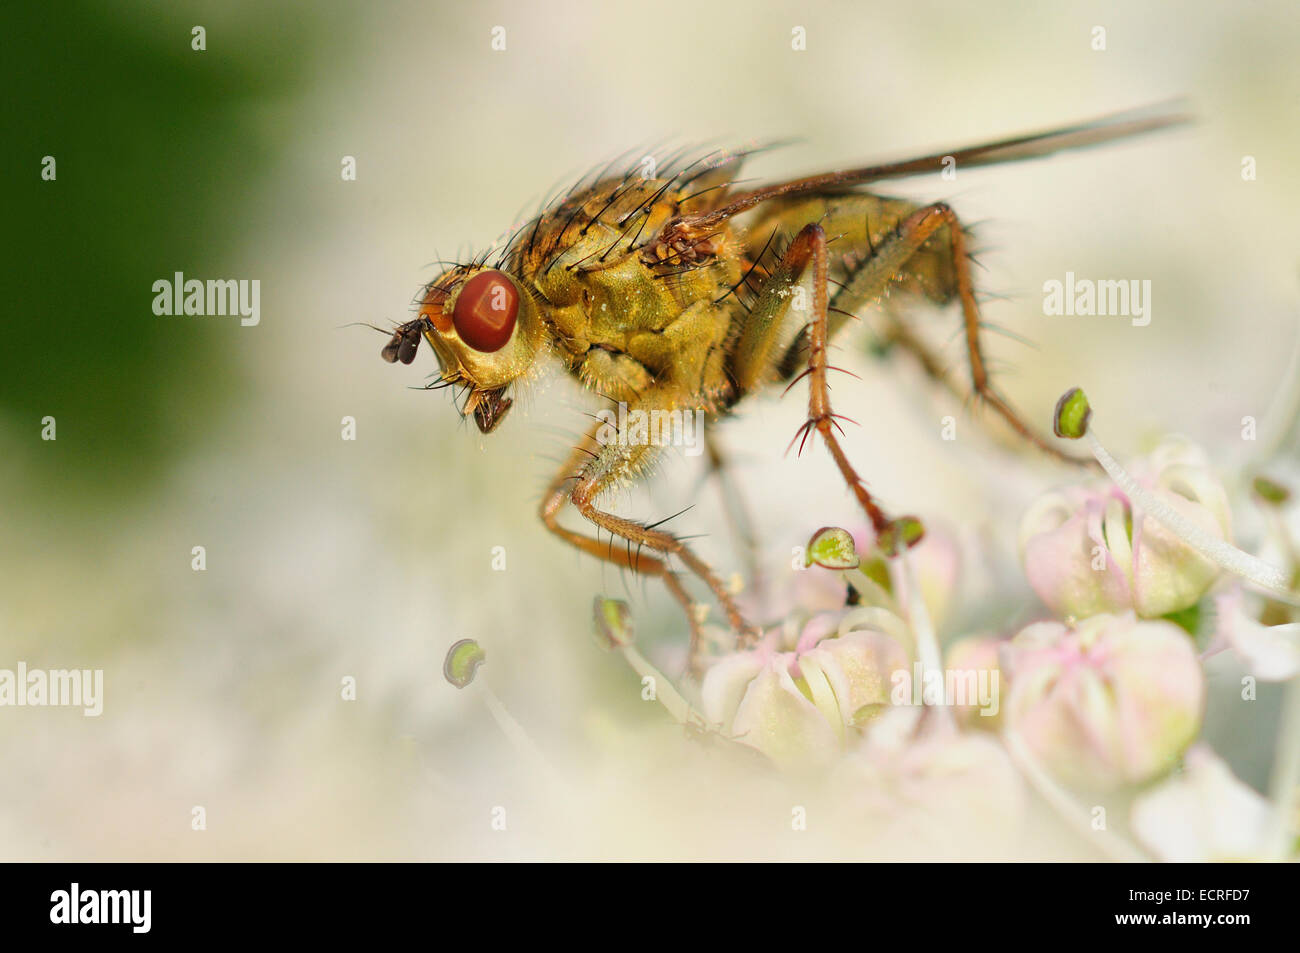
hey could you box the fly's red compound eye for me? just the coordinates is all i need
[452,271,519,352]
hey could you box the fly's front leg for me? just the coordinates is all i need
[539,426,697,646]
[539,418,760,665]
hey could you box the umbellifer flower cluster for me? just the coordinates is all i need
[593,387,1300,861]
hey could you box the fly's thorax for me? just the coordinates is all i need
[418,266,546,391]
[533,232,738,354]
[533,238,682,348]
[518,177,679,276]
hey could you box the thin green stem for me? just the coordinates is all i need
[1267,674,1300,859]
[1086,429,1294,598]
[1004,730,1149,863]
[895,549,953,729]
[620,645,694,723]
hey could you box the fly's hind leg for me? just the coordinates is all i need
[846,203,1081,463]
[918,204,1083,462]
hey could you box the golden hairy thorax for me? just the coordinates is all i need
[501,169,746,410]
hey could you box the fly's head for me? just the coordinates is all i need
[382,264,545,434]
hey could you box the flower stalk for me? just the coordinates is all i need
[1054,387,1295,600]
[1004,729,1149,863]
[593,597,695,724]
[1267,675,1300,858]
[443,638,564,787]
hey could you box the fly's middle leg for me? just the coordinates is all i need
[737,221,919,544]
[836,202,1084,464]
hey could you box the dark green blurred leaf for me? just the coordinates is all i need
[1,3,336,504]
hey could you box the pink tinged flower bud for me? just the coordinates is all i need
[701,618,910,770]
[1018,440,1231,619]
[1128,489,1225,617]
[803,631,911,729]
[716,654,841,770]
[1020,488,1133,618]
[1003,613,1205,790]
